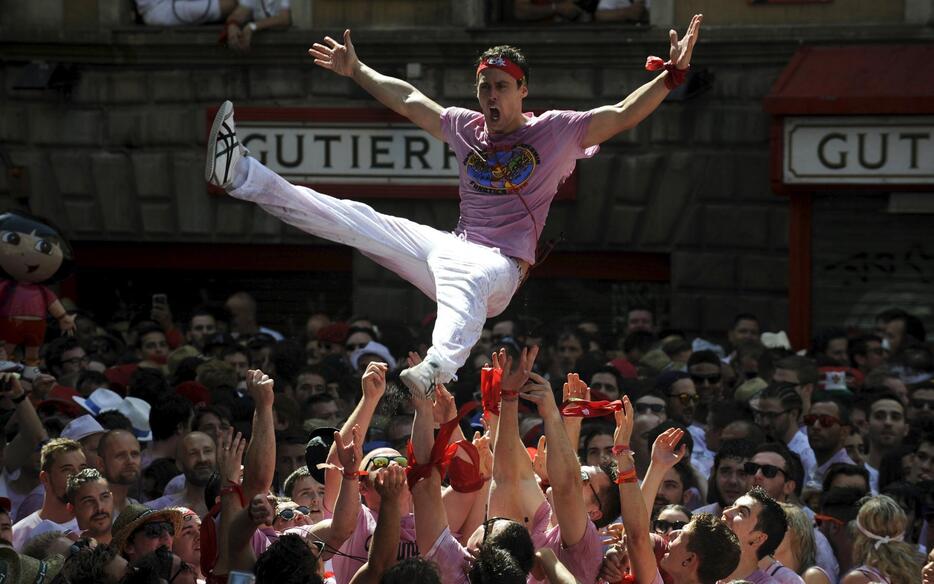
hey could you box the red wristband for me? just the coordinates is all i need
[615,467,638,485]
[611,444,630,455]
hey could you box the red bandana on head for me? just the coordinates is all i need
[476,55,525,82]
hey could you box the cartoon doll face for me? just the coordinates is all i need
[0,229,65,283]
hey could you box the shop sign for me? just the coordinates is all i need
[783,116,934,184]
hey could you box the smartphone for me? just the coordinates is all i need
[228,571,256,584]
[152,293,168,307]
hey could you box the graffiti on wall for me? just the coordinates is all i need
[821,243,934,286]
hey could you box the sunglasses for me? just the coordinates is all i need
[813,513,845,527]
[751,408,792,421]
[580,469,603,515]
[635,403,665,415]
[590,382,618,394]
[136,521,174,540]
[365,455,408,471]
[669,393,699,405]
[804,414,841,428]
[345,342,369,351]
[308,539,326,559]
[277,506,310,521]
[910,398,934,410]
[743,462,786,479]
[690,374,721,385]
[654,519,687,533]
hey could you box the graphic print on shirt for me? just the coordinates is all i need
[464,144,540,194]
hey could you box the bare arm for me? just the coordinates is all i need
[640,429,687,517]
[314,427,363,555]
[349,466,406,584]
[614,399,658,584]
[309,30,444,141]
[411,394,448,554]
[3,376,48,471]
[253,8,290,31]
[534,548,582,584]
[324,362,386,512]
[582,14,703,148]
[242,370,275,502]
[521,372,588,546]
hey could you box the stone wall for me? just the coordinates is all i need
[1,23,930,334]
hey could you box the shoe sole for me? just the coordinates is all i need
[205,100,233,185]
[400,368,435,400]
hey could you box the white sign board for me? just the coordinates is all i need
[783,116,934,184]
[239,122,459,185]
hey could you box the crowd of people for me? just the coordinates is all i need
[0,294,932,584]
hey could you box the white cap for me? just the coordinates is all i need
[73,388,124,416]
[350,341,397,371]
[61,415,106,442]
[118,397,153,442]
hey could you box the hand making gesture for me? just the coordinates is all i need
[650,427,687,470]
[216,427,247,485]
[518,371,559,419]
[670,14,703,70]
[493,345,539,395]
[335,424,363,478]
[246,369,274,410]
[361,361,388,403]
[613,396,634,450]
[309,29,360,77]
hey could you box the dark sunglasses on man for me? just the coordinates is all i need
[690,373,720,385]
[277,506,310,521]
[365,455,408,471]
[669,393,700,405]
[743,462,786,479]
[635,403,665,415]
[803,414,841,428]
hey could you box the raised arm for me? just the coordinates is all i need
[561,374,589,458]
[242,369,275,502]
[3,375,49,472]
[581,14,703,148]
[614,398,658,584]
[323,362,386,512]
[310,30,444,141]
[520,372,588,546]
[312,427,363,557]
[410,390,448,554]
[349,466,406,584]
[640,428,687,518]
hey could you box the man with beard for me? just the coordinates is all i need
[146,432,215,516]
[659,371,700,430]
[753,383,816,483]
[98,429,143,515]
[864,392,909,492]
[11,438,86,550]
[66,467,114,544]
[804,395,854,490]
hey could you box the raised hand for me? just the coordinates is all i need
[518,371,558,418]
[563,372,590,403]
[246,369,274,410]
[494,345,539,394]
[650,427,687,469]
[532,435,549,485]
[473,431,493,479]
[361,361,388,402]
[248,493,276,526]
[613,396,634,447]
[308,29,359,78]
[432,383,457,425]
[334,424,363,476]
[670,14,703,70]
[216,427,246,485]
[373,464,406,501]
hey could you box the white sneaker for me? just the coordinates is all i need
[400,356,441,400]
[205,100,245,189]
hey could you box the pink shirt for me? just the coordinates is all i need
[0,281,53,318]
[528,500,603,584]
[441,107,598,265]
[331,503,418,583]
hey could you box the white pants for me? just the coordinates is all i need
[229,157,521,381]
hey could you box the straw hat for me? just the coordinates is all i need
[111,503,183,553]
[0,547,64,584]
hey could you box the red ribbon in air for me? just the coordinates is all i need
[560,399,623,418]
[645,56,689,90]
[405,403,484,491]
[480,366,502,418]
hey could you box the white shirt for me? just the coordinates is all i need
[11,510,78,551]
[864,462,880,494]
[689,423,715,477]
[239,0,290,22]
[0,467,45,523]
[787,429,817,483]
[806,448,855,490]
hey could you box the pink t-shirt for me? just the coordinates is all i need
[0,281,53,318]
[425,527,472,584]
[331,503,418,583]
[441,107,598,265]
[528,500,603,584]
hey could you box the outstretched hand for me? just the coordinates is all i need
[309,29,359,77]
[518,371,559,418]
[670,14,703,70]
[494,345,539,394]
[246,369,274,409]
[361,361,388,402]
[334,424,363,475]
[650,427,687,469]
[613,396,634,446]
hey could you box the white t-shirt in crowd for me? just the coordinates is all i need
[11,511,78,551]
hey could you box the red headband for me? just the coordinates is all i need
[477,55,525,82]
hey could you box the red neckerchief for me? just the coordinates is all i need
[480,367,502,418]
[645,56,689,90]
[406,404,480,490]
[559,399,623,418]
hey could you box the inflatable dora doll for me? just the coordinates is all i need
[0,211,75,365]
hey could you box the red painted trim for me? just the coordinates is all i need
[788,194,812,350]
[70,243,353,272]
[770,117,786,195]
[532,251,669,281]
